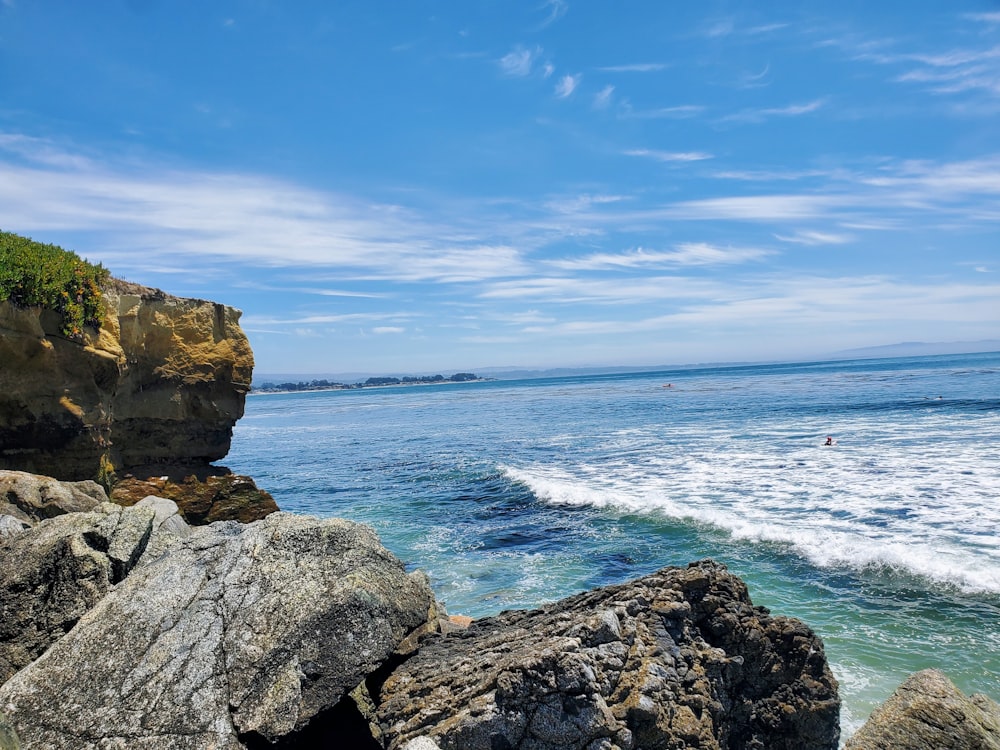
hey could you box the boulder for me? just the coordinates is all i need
[112,470,278,524]
[378,560,840,750]
[0,283,253,482]
[0,512,436,749]
[844,669,1000,750]
[0,502,162,684]
[0,470,106,524]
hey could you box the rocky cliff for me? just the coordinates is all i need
[0,282,253,482]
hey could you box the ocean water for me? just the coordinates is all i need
[226,351,1000,739]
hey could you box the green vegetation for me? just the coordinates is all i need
[0,230,109,339]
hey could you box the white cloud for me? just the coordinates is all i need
[719,98,827,124]
[774,230,854,245]
[499,45,541,76]
[663,194,848,221]
[0,134,533,284]
[537,0,568,29]
[620,104,705,119]
[964,13,1000,24]
[593,85,614,109]
[555,74,581,98]
[373,326,405,334]
[597,63,667,73]
[548,243,771,270]
[624,148,713,162]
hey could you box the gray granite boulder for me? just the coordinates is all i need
[378,560,840,750]
[0,470,106,525]
[845,669,1000,750]
[0,512,435,749]
[0,517,27,542]
[0,501,160,684]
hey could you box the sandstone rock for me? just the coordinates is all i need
[0,470,106,524]
[0,512,436,749]
[378,560,840,750]
[844,669,1000,750]
[0,284,253,482]
[112,470,278,524]
[0,502,159,685]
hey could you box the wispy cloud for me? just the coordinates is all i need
[0,134,532,284]
[373,326,405,334]
[536,0,568,30]
[555,74,581,98]
[719,98,827,124]
[547,243,772,270]
[774,230,854,245]
[624,148,713,163]
[593,84,614,109]
[597,63,668,73]
[499,45,541,76]
[964,12,1000,25]
[480,275,722,303]
[620,104,705,119]
[827,29,1000,101]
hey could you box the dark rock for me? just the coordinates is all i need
[378,560,840,750]
[844,669,1000,750]
[0,512,435,749]
[0,470,106,524]
[112,470,279,524]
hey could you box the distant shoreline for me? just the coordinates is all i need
[250,374,493,396]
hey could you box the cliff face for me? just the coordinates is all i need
[0,284,253,481]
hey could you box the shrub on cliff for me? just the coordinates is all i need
[0,231,109,339]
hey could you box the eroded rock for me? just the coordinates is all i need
[0,284,253,482]
[112,470,278,524]
[378,560,840,750]
[0,512,436,749]
[844,669,1000,750]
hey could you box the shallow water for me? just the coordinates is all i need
[227,351,1000,738]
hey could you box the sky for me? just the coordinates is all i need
[1,1,998,376]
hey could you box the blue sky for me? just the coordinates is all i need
[1,1,998,376]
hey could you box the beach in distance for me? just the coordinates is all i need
[226,350,1000,738]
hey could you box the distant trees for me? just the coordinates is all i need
[254,373,488,393]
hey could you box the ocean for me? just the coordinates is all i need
[226,351,1000,739]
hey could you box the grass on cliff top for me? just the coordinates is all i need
[0,230,110,339]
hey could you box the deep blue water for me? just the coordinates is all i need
[226,351,1000,738]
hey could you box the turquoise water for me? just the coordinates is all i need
[226,352,1000,738]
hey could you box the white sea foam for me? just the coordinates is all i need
[501,409,1000,594]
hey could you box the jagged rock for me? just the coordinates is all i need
[0,512,436,749]
[378,560,840,750]
[112,470,278,524]
[844,669,1000,750]
[0,470,106,524]
[0,502,160,685]
[0,283,253,482]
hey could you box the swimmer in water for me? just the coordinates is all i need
[824,436,835,446]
